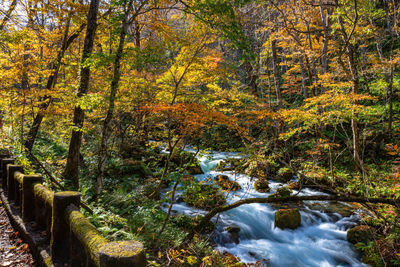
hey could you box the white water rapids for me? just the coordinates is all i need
[164,150,367,267]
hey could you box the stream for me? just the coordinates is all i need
[164,150,367,267]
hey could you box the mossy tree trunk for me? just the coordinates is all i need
[96,0,139,196]
[64,0,100,190]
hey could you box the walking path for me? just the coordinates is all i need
[0,201,35,267]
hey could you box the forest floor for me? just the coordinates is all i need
[0,203,35,267]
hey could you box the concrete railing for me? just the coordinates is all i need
[0,154,145,267]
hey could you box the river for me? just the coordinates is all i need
[164,150,367,267]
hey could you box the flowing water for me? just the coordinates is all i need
[165,150,366,267]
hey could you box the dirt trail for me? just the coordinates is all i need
[0,202,35,267]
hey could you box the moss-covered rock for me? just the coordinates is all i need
[276,167,294,183]
[254,178,270,193]
[269,187,292,198]
[193,215,215,232]
[216,158,243,172]
[245,159,278,179]
[275,208,301,230]
[183,184,226,210]
[186,164,203,175]
[215,175,241,191]
[347,225,375,245]
[287,181,300,190]
[120,160,152,177]
[170,214,194,230]
[305,201,356,217]
[224,226,241,244]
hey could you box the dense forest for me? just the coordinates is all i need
[0,0,400,266]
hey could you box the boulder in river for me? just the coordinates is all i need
[305,201,356,217]
[254,178,270,193]
[275,208,301,230]
[193,215,215,232]
[276,167,295,183]
[187,164,203,175]
[269,187,292,198]
[224,226,241,244]
[347,225,375,244]
[183,184,226,210]
[287,181,300,190]
[245,159,277,179]
[215,175,241,191]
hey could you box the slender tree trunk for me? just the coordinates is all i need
[336,2,363,173]
[24,20,86,151]
[319,2,331,93]
[96,2,132,196]
[0,0,18,31]
[299,55,308,99]
[388,65,394,135]
[271,39,282,109]
[347,46,363,173]
[64,0,100,189]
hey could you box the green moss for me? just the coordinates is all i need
[254,178,270,193]
[99,241,144,257]
[66,205,108,265]
[276,167,294,183]
[57,191,80,197]
[269,187,292,198]
[14,171,24,184]
[183,183,226,210]
[275,208,301,230]
[43,254,53,267]
[33,184,54,207]
[215,175,241,191]
[347,225,374,245]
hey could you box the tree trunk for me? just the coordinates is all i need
[96,2,131,196]
[64,0,100,190]
[24,20,86,151]
[0,0,18,31]
[271,39,282,109]
[319,1,331,93]
[298,55,308,99]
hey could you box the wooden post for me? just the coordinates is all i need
[6,165,23,202]
[1,158,14,190]
[99,241,146,267]
[21,174,42,221]
[51,191,81,265]
[0,153,10,182]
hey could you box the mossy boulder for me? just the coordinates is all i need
[301,168,332,187]
[168,150,203,175]
[183,184,226,210]
[193,215,215,232]
[269,187,292,198]
[287,181,300,190]
[186,164,203,175]
[170,214,194,230]
[139,178,160,200]
[215,175,241,191]
[275,208,301,230]
[121,160,152,177]
[347,225,375,245]
[254,178,270,193]
[245,159,278,179]
[224,226,241,244]
[276,167,294,183]
[305,202,356,217]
